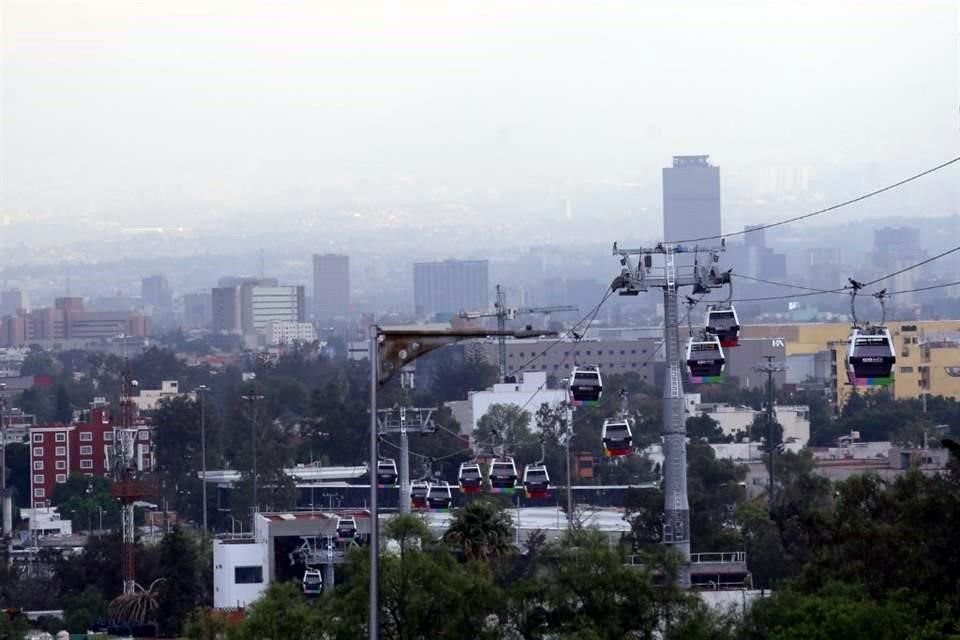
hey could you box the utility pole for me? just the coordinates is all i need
[565,402,574,527]
[377,405,435,515]
[459,284,577,381]
[196,385,210,532]
[753,355,786,508]
[0,384,10,537]
[368,324,556,640]
[611,242,729,588]
[241,393,265,513]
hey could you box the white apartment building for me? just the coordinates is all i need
[468,371,567,435]
[132,380,193,412]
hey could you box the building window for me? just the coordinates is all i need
[55,446,66,456]
[631,350,636,354]
[56,474,66,483]
[32,433,43,443]
[55,460,66,470]
[33,461,44,471]
[80,459,93,470]
[234,566,264,584]
[33,447,43,457]
[80,445,93,455]
[586,350,591,355]
[900,366,914,373]
[33,474,44,485]
[139,431,149,441]
[55,432,66,443]
[34,488,45,498]
[104,432,113,441]
[79,432,93,442]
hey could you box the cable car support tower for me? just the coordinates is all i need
[611,242,730,587]
[377,394,436,516]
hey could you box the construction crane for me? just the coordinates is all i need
[459,284,577,381]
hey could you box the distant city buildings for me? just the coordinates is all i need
[413,259,489,319]
[182,292,213,328]
[0,289,27,316]
[264,320,316,345]
[141,274,172,310]
[312,254,350,323]
[662,155,721,243]
[210,277,305,339]
[0,298,150,347]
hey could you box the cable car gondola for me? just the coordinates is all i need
[457,462,484,494]
[522,463,550,499]
[426,483,454,510]
[846,327,895,387]
[569,366,603,406]
[302,569,323,595]
[336,516,357,540]
[601,419,633,457]
[705,306,740,348]
[686,335,725,384]
[410,481,430,510]
[489,458,518,494]
[376,458,398,487]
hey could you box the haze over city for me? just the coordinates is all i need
[1,2,960,639]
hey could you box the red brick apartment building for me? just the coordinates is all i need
[28,401,154,508]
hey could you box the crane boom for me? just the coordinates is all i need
[458,284,578,381]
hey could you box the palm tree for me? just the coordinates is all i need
[444,499,514,561]
[108,579,164,625]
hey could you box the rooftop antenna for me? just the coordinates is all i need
[259,248,265,279]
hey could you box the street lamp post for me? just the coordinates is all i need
[196,385,210,532]
[241,393,265,514]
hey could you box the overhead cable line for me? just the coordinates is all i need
[673,156,960,244]
[732,273,847,294]
[884,280,960,296]
[861,244,960,287]
[506,286,614,378]
[730,244,960,303]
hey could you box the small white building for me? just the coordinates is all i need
[213,538,269,609]
[468,371,567,434]
[264,321,316,345]
[22,506,72,537]
[698,403,810,448]
[132,380,193,412]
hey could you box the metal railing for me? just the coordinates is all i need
[690,551,746,564]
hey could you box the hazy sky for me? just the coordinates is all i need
[2,1,958,219]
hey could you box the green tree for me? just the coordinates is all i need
[0,610,29,640]
[155,527,204,636]
[54,384,73,423]
[475,403,533,447]
[50,474,120,533]
[62,585,108,634]
[686,413,730,443]
[20,348,58,377]
[742,582,928,640]
[444,499,514,562]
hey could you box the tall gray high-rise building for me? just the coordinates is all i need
[141,274,172,310]
[662,155,721,243]
[0,289,27,317]
[313,254,350,323]
[413,259,489,318]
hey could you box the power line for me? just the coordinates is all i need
[861,244,960,287]
[674,156,960,244]
[885,279,960,296]
[506,286,614,377]
[732,273,846,294]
